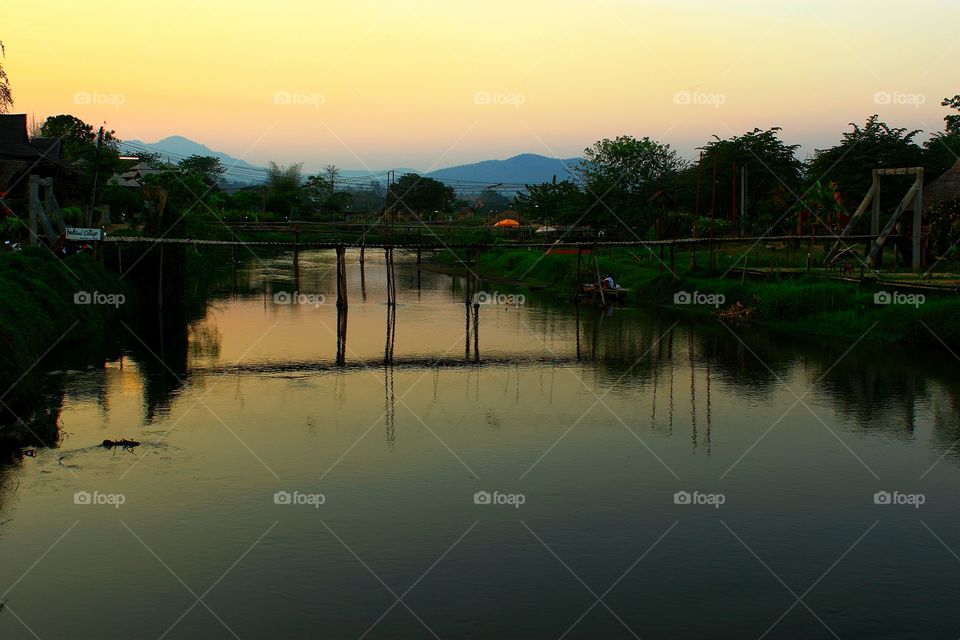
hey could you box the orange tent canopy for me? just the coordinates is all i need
[493,219,520,228]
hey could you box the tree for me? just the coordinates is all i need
[228,188,266,219]
[303,173,358,218]
[386,174,455,218]
[807,115,924,208]
[39,114,122,206]
[27,114,42,138]
[679,128,802,235]
[942,94,960,137]
[322,164,340,186]
[514,179,586,224]
[0,40,12,113]
[474,189,511,214]
[576,135,687,230]
[178,155,225,187]
[265,161,304,218]
[924,94,960,180]
[129,150,163,168]
[304,174,334,203]
[39,114,118,164]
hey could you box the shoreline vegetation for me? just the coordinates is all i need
[0,248,132,454]
[426,247,960,349]
[3,240,959,457]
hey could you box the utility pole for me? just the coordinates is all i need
[89,125,105,225]
[740,165,747,237]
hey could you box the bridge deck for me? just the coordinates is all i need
[102,234,883,250]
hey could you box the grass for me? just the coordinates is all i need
[0,247,133,446]
[433,245,960,349]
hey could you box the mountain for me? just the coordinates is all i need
[120,135,266,183]
[425,153,582,188]
[119,135,582,190]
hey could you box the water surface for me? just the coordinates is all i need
[2,249,959,639]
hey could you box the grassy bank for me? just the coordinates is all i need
[0,247,133,450]
[432,247,960,348]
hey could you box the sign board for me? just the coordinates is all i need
[65,227,104,242]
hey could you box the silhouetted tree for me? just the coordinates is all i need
[514,179,586,224]
[386,174,455,218]
[676,128,802,235]
[576,135,686,231]
[0,40,11,113]
[924,95,960,179]
[265,161,304,218]
[177,155,225,187]
[807,115,924,208]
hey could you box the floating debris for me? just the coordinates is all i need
[101,439,140,452]
[716,301,757,322]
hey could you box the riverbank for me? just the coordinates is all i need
[0,247,133,453]
[429,248,960,348]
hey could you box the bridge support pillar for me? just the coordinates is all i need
[385,247,396,306]
[335,245,348,309]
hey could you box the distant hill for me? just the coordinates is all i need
[120,135,266,183]
[119,135,582,190]
[120,136,416,185]
[425,153,582,189]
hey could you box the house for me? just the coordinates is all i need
[108,162,180,188]
[0,114,71,191]
[922,159,960,212]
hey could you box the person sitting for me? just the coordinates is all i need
[603,275,615,289]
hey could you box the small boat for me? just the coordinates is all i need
[577,283,629,303]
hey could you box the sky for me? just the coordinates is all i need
[1,0,957,172]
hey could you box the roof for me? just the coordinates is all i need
[108,162,181,187]
[0,114,61,161]
[924,159,960,209]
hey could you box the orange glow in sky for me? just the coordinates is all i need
[1,0,956,170]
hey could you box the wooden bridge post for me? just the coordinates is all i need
[360,257,367,303]
[335,245,348,309]
[871,170,881,236]
[385,247,396,306]
[669,243,676,281]
[464,297,471,359]
[472,301,480,363]
[912,169,924,272]
[158,243,164,309]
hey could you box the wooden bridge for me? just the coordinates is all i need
[103,233,882,250]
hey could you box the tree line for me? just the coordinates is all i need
[515,97,960,240]
[9,101,960,243]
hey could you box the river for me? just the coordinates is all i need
[1,248,959,639]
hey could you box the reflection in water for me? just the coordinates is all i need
[464,300,471,360]
[131,313,190,423]
[384,304,396,364]
[336,305,348,366]
[384,364,396,448]
[360,255,367,302]
[472,302,480,363]
[689,331,697,453]
[706,356,713,455]
[4,248,960,638]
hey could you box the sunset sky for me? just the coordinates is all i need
[1,0,957,172]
